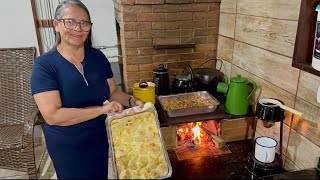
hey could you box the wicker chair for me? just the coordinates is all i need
[0,47,43,179]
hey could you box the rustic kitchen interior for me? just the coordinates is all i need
[1,0,320,179]
[111,0,320,178]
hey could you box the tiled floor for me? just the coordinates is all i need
[0,62,122,179]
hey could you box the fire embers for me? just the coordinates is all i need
[174,121,231,161]
[177,122,210,148]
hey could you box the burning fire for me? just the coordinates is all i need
[177,122,204,145]
[192,122,203,144]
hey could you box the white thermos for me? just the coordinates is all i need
[312,4,320,71]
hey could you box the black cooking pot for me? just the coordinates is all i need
[193,68,225,97]
[194,68,224,85]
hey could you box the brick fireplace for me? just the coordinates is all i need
[113,0,221,92]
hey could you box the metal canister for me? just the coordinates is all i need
[153,64,170,95]
[132,82,156,104]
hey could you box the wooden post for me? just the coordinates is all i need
[30,0,43,55]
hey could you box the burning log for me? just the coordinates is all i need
[200,125,226,148]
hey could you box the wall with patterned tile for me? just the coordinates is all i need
[217,0,320,171]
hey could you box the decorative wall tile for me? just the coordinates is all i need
[218,0,320,171]
[235,14,298,57]
[292,98,320,147]
[287,129,320,169]
[237,0,300,21]
[217,35,234,62]
[297,71,320,108]
[220,0,237,13]
[219,13,236,38]
[284,156,301,171]
[216,59,231,78]
[233,41,300,94]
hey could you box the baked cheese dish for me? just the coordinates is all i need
[110,111,169,179]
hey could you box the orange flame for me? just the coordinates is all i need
[192,122,203,144]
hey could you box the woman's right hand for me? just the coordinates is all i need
[101,101,123,114]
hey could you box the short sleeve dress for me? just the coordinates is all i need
[30,47,112,179]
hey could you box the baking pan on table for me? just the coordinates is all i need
[106,106,172,179]
[157,91,220,117]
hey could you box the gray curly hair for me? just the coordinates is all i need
[53,0,92,48]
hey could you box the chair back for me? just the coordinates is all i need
[0,47,37,125]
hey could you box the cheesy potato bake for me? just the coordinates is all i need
[110,111,169,179]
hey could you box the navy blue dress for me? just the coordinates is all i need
[30,47,112,179]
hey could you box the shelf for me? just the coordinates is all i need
[154,44,196,49]
[292,61,320,76]
[292,0,320,76]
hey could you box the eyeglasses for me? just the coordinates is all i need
[58,18,92,32]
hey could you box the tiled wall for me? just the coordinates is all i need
[217,0,320,171]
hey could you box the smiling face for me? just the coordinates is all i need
[53,5,90,48]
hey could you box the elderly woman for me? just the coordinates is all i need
[30,0,143,178]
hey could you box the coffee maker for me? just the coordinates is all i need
[245,98,303,178]
[245,98,285,178]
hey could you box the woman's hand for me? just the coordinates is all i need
[130,96,144,108]
[101,101,123,114]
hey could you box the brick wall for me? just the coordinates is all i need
[113,0,221,92]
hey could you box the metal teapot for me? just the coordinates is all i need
[217,75,257,115]
[171,64,195,94]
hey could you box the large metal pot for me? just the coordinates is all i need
[193,68,224,85]
[193,68,225,97]
[132,82,156,104]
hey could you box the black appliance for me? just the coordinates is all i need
[153,64,170,96]
[171,64,196,94]
[193,67,225,101]
[245,98,287,179]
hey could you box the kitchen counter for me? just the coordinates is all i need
[258,168,320,179]
[166,140,254,179]
[166,139,320,179]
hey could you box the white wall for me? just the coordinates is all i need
[0,0,119,62]
[0,0,39,54]
[83,0,119,62]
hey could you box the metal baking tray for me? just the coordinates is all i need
[157,91,220,117]
[106,107,172,179]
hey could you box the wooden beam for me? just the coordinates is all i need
[38,19,54,28]
[30,0,43,55]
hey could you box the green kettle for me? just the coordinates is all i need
[217,75,257,115]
